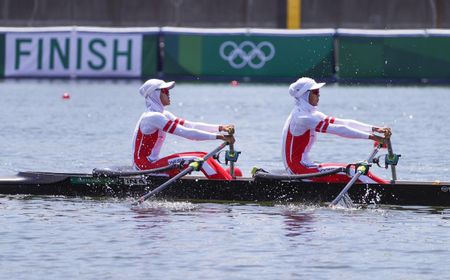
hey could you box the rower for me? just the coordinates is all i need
[281,77,391,184]
[132,79,237,180]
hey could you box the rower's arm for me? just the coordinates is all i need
[325,124,371,139]
[182,120,220,132]
[157,113,219,140]
[333,117,391,140]
[170,125,218,140]
[333,118,373,133]
[163,111,219,132]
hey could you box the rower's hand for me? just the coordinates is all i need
[219,124,235,135]
[217,134,235,145]
[369,134,387,145]
[373,127,392,139]
[383,128,392,139]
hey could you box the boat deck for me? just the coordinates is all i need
[0,171,449,206]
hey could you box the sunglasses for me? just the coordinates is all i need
[309,89,320,96]
[160,88,170,95]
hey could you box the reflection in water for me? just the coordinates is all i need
[132,207,171,230]
[282,210,315,238]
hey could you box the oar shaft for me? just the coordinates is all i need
[330,146,380,207]
[135,141,228,204]
[204,141,228,161]
[138,166,193,203]
[330,172,362,206]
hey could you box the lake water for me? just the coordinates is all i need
[0,79,449,279]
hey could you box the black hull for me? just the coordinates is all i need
[1,171,449,207]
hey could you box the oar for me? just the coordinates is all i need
[386,138,397,183]
[329,145,381,207]
[228,128,236,178]
[133,141,229,205]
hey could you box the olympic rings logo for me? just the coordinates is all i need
[219,41,276,69]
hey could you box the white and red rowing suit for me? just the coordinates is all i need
[282,93,387,184]
[132,79,231,180]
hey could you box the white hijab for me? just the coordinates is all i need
[139,80,165,113]
[288,77,323,113]
[145,90,164,113]
[290,89,317,113]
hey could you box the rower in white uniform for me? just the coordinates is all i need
[132,79,236,180]
[281,77,391,184]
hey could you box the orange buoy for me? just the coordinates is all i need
[230,80,240,87]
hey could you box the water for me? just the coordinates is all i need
[1,80,450,279]
[1,196,449,279]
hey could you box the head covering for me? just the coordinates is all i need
[139,79,175,112]
[288,77,325,110]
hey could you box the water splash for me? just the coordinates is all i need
[130,199,197,212]
[275,203,321,212]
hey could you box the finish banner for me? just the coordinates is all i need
[162,27,335,80]
[0,27,158,78]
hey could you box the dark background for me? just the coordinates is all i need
[1,0,449,29]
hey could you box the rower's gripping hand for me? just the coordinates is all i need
[222,134,235,145]
[217,124,235,144]
[216,134,235,144]
[373,127,392,139]
[219,124,235,135]
[369,134,387,146]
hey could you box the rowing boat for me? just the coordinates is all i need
[1,170,449,206]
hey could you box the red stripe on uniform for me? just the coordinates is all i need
[179,119,185,126]
[321,117,330,133]
[168,120,178,133]
[322,122,330,132]
[321,117,335,133]
[315,121,324,132]
[163,120,173,132]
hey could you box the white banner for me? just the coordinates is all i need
[5,30,142,77]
